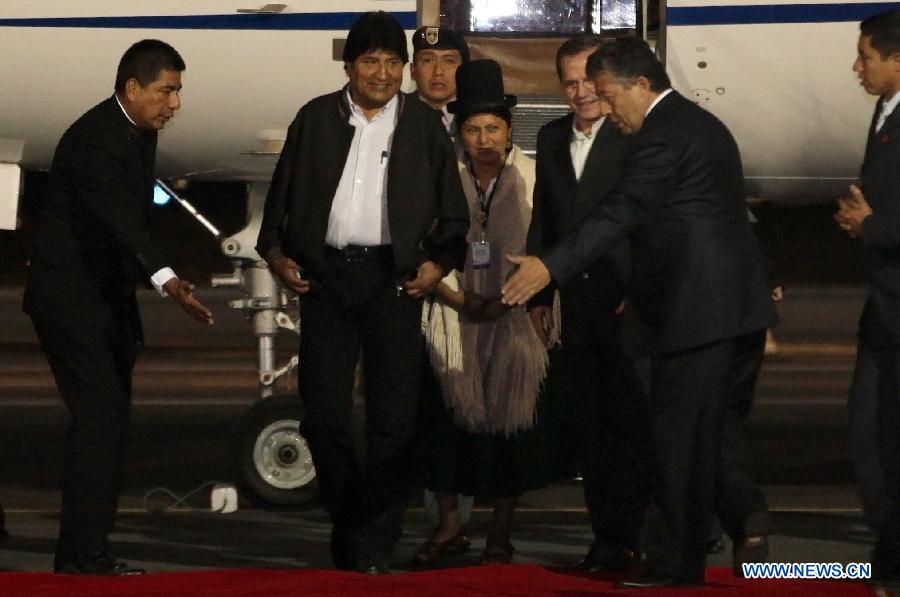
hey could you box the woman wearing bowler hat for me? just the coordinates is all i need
[415,59,558,566]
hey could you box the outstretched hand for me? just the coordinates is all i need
[163,278,214,325]
[500,255,551,306]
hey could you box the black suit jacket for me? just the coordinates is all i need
[543,91,777,355]
[23,96,166,329]
[256,90,469,279]
[857,98,900,346]
[527,114,631,310]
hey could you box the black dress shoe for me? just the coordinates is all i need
[356,551,391,575]
[331,526,358,570]
[707,538,725,554]
[0,501,7,546]
[733,510,771,577]
[617,574,699,588]
[871,579,900,597]
[481,538,515,565]
[574,544,640,572]
[55,554,145,576]
[733,535,768,577]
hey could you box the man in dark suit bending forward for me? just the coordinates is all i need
[24,39,213,575]
[502,37,777,587]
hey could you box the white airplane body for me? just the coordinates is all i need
[666,0,900,201]
[1,0,899,206]
[0,1,419,186]
[3,0,900,504]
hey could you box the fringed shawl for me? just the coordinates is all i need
[423,145,560,435]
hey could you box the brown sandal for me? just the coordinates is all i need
[481,538,515,564]
[410,530,471,567]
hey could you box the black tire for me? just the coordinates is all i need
[234,395,317,508]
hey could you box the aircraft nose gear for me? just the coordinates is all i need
[197,181,317,507]
[236,395,317,506]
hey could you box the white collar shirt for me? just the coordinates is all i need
[114,94,176,295]
[876,91,900,133]
[418,93,456,135]
[645,88,674,117]
[439,102,454,133]
[570,117,604,181]
[115,94,138,127]
[326,89,398,248]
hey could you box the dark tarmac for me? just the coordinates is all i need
[0,285,877,574]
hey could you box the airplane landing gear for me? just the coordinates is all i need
[235,395,316,507]
[204,182,317,507]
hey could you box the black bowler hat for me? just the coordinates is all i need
[343,11,408,64]
[447,59,517,118]
[412,26,470,63]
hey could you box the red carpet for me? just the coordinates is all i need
[0,566,875,596]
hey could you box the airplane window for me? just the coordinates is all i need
[441,0,588,33]
[593,0,637,32]
[439,0,642,35]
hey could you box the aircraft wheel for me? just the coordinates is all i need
[235,395,316,507]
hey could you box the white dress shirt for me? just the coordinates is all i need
[115,94,176,296]
[645,88,674,117]
[418,93,456,135]
[876,91,900,133]
[569,117,604,181]
[438,101,454,133]
[325,89,397,248]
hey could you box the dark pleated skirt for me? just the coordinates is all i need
[416,348,572,498]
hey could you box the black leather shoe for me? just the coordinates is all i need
[331,525,357,570]
[55,554,145,576]
[356,551,391,575]
[733,535,768,577]
[871,579,900,597]
[0,501,7,546]
[574,544,640,572]
[733,510,771,577]
[707,538,725,554]
[617,574,699,588]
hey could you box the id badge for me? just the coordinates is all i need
[471,241,491,270]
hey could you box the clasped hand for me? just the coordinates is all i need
[271,256,311,294]
[834,184,872,239]
[462,292,508,322]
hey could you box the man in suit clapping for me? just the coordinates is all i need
[835,8,900,592]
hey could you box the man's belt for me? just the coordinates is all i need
[325,244,393,262]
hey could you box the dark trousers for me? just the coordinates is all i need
[849,340,900,580]
[717,330,768,542]
[645,331,764,582]
[298,248,424,566]
[29,299,138,566]
[559,280,649,552]
[850,341,889,529]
